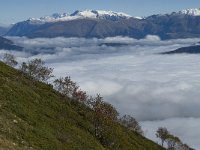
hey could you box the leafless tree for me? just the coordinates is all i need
[2,53,18,67]
[54,76,77,97]
[92,94,119,138]
[156,127,169,147]
[119,115,143,135]
[20,58,54,82]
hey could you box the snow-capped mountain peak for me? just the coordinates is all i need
[177,8,200,16]
[70,10,132,20]
[71,10,97,18]
[27,13,71,24]
[51,13,68,19]
[27,10,140,24]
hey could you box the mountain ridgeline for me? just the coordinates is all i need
[162,45,200,54]
[0,60,165,149]
[0,36,22,50]
[5,9,200,40]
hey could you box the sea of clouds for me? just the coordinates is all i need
[1,35,200,149]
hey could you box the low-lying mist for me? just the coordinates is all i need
[1,36,200,149]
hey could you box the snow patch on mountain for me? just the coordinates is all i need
[71,10,132,19]
[177,8,200,16]
[71,10,97,18]
[28,13,79,24]
[147,8,200,18]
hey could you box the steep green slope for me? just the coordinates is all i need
[0,61,164,150]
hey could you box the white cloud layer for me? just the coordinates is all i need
[141,117,200,149]
[1,36,200,149]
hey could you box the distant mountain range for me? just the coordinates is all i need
[25,10,135,23]
[5,9,200,39]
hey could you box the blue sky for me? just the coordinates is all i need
[0,0,200,25]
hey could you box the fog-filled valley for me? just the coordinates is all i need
[1,36,200,148]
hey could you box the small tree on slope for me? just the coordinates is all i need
[20,58,54,82]
[2,53,18,67]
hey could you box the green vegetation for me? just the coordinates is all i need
[0,61,166,149]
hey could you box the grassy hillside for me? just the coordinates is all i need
[0,61,164,150]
